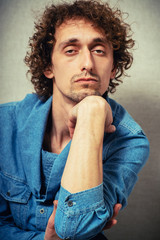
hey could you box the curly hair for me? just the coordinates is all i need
[24,0,135,99]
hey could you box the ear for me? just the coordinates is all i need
[43,67,54,79]
[110,66,116,79]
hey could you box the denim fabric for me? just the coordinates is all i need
[0,94,149,240]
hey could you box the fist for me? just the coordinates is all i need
[68,96,116,138]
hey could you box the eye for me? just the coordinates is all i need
[95,49,105,54]
[66,49,75,54]
[92,45,106,56]
[64,46,78,56]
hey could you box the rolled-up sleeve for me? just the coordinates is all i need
[55,184,110,240]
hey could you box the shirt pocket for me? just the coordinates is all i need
[0,172,31,229]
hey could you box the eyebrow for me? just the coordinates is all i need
[58,38,79,49]
[58,37,108,49]
[92,37,107,44]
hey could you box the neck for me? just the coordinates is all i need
[43,91,75,154]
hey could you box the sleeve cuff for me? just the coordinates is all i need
[55,184,110,239]
[57,183,106,215]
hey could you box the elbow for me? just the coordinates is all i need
[54,205,109,240]
[140,133,150,168]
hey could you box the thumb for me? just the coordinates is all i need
[68,105,78,138]
[46,200,58,230]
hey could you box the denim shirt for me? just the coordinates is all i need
[0,94,149,240]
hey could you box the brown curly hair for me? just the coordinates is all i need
[24,0,135,99]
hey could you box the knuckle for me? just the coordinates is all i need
[88,96,106,109]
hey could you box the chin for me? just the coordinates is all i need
[69,91,101,103]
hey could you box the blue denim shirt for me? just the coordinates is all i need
[0,94,149,240]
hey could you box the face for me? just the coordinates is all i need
[44,18,115,103]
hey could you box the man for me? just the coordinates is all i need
[0,0,149,239]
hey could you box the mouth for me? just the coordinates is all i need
[75,78,98,84]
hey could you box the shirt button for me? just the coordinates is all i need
[40,208,45,214]
[67,200,73,207]
[7,191,10,197]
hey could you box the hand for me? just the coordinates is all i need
[68,96,116,138]
[44,200,62,240]
[103,203,122,230]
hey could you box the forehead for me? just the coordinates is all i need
[54,18,106,44]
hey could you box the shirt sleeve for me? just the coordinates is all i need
[55,129,149,240]
[0,195,45,240]
[102,130,150,213]
[55,184,109,240]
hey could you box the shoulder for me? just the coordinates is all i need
[103,98,149,173]
[104,96,150,153]
[0,94,39,114]
[0,94,41,130]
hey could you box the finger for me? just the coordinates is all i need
[104,104,115,133]
[45,201,62,240]
[68,106,78,138]
[47,200,58,230]
[103,219,117,230]
[68,119,76,138]
[111,203,122,219]
[105,124,116,133]
[103,203,122,230]
[68,105,78,123]
[52,200,58,222]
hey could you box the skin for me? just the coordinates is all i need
[44,18,116,153]
[46,19,115,103]
[44,18,121,240]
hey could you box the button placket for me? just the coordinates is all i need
[36,206,47,231]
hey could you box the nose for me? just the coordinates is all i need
[80,48,94,73]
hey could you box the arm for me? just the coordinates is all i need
[53,96,149,239]
[54,96,117,239]
[61,95,115,193]
[102,128,149,212]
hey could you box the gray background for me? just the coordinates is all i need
[0,0,160,239]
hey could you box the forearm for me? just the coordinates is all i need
[61,109,105,193]
[55,97,116,239]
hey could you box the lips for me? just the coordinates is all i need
[75,78,98,83]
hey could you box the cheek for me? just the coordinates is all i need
[54,68,71,89]
[101,80,110,92]
[98,65,112,91]
[53,58,73,77]
[98,66,112,81]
